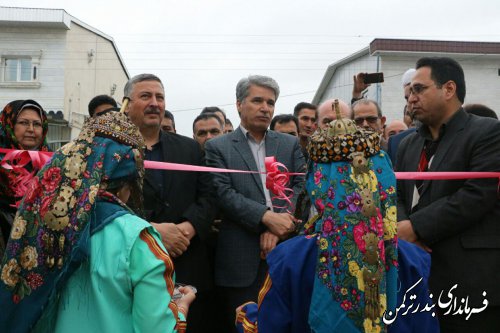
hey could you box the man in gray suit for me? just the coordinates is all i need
[205,75,305,332]
[397,57,500,332]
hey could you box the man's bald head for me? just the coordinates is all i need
[384,120,408,139]
[317,99,352,129]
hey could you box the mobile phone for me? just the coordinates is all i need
[172,284,198,300]
[363,72,384,84]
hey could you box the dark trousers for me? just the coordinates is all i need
[185,289,216,333]
[215,260,268,333]
[438,305,500,333]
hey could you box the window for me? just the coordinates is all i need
[4,58,33,82]
[0,50,41,88]
[47,121,71,151]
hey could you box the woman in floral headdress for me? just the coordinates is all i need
[0,99,50,256]
[0,111,194,333]
[235,101,439,333]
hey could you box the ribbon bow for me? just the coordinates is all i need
[0,148,52,206]
[265,156,296,213]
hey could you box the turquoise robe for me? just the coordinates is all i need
[32,202,186,333]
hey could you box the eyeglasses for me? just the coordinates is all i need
[16,119,43,129]
[354,116,379,126]
[408,83,435,96]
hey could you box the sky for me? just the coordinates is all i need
[2,0,500,135]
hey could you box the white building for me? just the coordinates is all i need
[312,38,500,121]
[0,6,129,148]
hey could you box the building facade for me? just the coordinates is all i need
[313,39,500,122]
[0,6,129,149]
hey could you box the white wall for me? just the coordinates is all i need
[0,26,66,112]
[459,55,500,112]
[64,22,128,138]
[378,55,418,122]
[318,53,380,106]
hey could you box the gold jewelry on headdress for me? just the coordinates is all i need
[307,99,380,163]
[87,111,145,150]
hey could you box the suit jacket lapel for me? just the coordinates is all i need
[405,134,424,208]
[233,128,264,194]
[160,133,174,196]
[144,134,167,198]
[405,134,425,172]
[265,131,279,160]
[420,110,467,196]
[265,131,280,206]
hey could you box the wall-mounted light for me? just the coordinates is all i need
[88,49,95,63]
[110,83,117,96]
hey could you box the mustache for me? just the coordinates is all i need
[144,108,161,115]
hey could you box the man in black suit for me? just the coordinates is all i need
[397,57,500,332]
[125,74,215,332]
[205,75,305,332]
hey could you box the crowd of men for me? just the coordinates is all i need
[82,56,499,333]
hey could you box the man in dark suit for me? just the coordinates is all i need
[204,75,305,332]
[387,126,416,167]
[396,57,500,332]
[125,74,215,333]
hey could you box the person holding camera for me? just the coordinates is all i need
[351,73,388,150]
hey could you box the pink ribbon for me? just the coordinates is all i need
[2,148,500,209]
[0,148,303,212]
[0,149,52,171]
[0,148,52,205]
[265,156,296,212]
[395,171,500,180]
[144,160,259,174]
[2,148,500,180]
[2,148,500,181]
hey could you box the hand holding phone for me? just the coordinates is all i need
[363,72,384,84]
[172,283,197,300]
[172,284,197,317]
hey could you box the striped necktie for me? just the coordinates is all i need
[412,140,439,211]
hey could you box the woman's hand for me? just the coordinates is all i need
[174,286,196,317]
